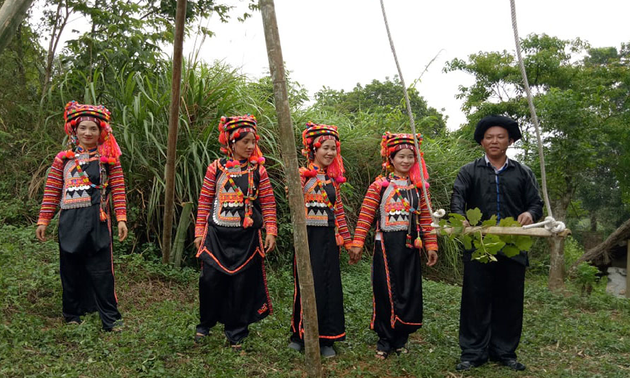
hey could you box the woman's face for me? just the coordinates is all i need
[76,120,100,148]
[390,148,415,176]
[313,139,337,168]
[232,132,257,161]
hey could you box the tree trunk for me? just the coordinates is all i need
[162,0,187,264]
[547,194,572,292]
[259,1,321,377]
[42,0,70,100]
[548,235,565,291]
[0,0,35,54]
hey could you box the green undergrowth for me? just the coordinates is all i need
[1,224,629,377]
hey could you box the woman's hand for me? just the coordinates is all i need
[118,221,128,242]
[426,249,438,267]
[194,237,203,250]
[36,225,47,242]
[264,234,276,253]
[348,246,363,265]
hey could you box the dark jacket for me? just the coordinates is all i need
[451,157,544,265]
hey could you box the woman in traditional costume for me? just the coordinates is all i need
[36,101,127,332]
[193,115,277,350]
[288,122,353,358]
[349,132,438,358]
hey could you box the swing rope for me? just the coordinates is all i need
[378,0,446,224]
[509,0,565,233]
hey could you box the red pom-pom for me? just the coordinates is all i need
[219,124,225,132]
[108,158,116,164]
[314,141,321,148]
[100,156,108,163]
[380,180,390,187]
[250,157,258,163]
[336,141,340,147]
[100,120,107,128]
[70,119,77,127]
[66,151,75,159]
[258,157,266,164]
[226,160,235,168]
[336,176,346,184]
[255,135,260,141]
[233,131,241,139]
[414,237,423,250]
[335,233,344,246]
[242,216,254,229]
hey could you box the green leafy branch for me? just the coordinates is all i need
[437,208,533,263]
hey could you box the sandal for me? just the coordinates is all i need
[395,347,409,355]
[194,332,207,343]
[375,350,389,360]
[230,343,243,352]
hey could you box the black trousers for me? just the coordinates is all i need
[60,245,121,330]
[459,255,526,363]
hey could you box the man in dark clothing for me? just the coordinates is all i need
[451,115,543,371]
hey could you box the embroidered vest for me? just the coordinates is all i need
[60,153,103,210]
[304,174,335,227]
[379,178,418,232]
[212,164,259,227]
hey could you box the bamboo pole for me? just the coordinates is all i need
[0,0,35,54]
[626,241,629,299]
[161,0,187,264]
[434,226,571,238]
[259,1,321,376]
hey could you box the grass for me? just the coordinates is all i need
[1,224,630,377]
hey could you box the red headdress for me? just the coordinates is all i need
[217,115,265,165]
[63,101,122,164]
[380,132,429,188]
[301,122,346,183]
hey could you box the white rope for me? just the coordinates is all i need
[379,0,445,224]
[510,0,565,234]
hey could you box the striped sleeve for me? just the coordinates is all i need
[351,179,383,248]
[195,161,218,238]
[419,190,438,251]
[37,156,66,226]
[109,161,127,222]
[258,166,278,236]
[333,183,353,248]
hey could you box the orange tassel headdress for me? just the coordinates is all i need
[380,132,429,188]
[301,122,346,183]
[217,115,265,165]
[63,101,122,164]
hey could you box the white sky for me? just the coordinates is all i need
[185,0,629,130]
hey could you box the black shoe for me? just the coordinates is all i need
[501,359,526,371]
[456,361,481,371]
[320,345,336,358]
[288,341,302,351]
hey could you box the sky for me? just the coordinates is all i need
[184,0,630,130]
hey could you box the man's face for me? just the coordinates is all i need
[480,126,513,159]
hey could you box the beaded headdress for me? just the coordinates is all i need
[301,122,345,183]
[380,132,429,187]
[63,101,122,164]
[217,115,265,165]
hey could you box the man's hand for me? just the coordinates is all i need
[517,212,533,226]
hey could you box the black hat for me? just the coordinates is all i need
[474,115,522,144]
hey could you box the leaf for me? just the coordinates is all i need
[499,217,520,227]
[514,236,534,251]
[482,234,506,254]
[466,208,482,226]
[482,215,497,227]
[502,245,521,258]
[462,235,472,250]
[448,213,466,221]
